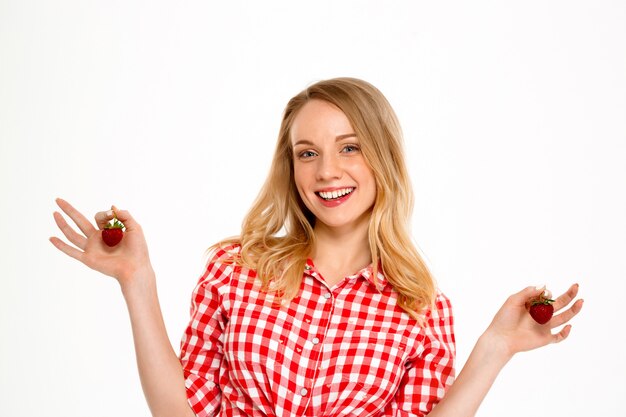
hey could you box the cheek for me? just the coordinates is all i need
[350,162,375,188]
[293,164,312,195]
[357,166,377,201]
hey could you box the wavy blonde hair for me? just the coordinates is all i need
[216,77,436,319]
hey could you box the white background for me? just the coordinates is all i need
[1,1,625,416]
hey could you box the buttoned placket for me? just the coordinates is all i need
[298,264,336,416]
[298,260,391,416]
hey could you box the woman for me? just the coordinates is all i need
[50,77,583,417]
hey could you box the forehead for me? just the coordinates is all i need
[290,99,355,144]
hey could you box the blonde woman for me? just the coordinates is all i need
[51,78,583,417]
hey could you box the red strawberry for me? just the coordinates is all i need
[527,293,555,324]
[102,218,125,247]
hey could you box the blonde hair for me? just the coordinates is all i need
[216,77,436,319]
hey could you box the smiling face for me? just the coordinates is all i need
[290,99,377,234]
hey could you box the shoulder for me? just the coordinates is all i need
[432,290,453,320]
[205,242,242,265]
[191,243,241,294]
[196,242,263,295]
[187,243,246,314]
[422,290,454,333]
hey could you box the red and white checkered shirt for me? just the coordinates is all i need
[180,245,455,417]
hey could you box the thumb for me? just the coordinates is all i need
[511,285,547,306]
[111,206,141,232]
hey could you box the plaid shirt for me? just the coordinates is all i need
[180,245,455,417]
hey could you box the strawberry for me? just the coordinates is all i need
[102,217,125,247]
[527,293,555,324]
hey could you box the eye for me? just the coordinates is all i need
[297,150,317,159]
[341,144,361,154]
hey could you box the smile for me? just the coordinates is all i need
[316,187,355,201]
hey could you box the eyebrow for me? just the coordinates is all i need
[293,133,357,147]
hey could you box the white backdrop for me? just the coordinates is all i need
[1,1,625,416]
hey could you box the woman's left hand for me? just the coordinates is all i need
[484,284,584,358]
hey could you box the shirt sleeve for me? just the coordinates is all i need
[179,247,234,417]
[393,292,456,417]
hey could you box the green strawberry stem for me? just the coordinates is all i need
[530,294,555,306]
[105,218,125,230]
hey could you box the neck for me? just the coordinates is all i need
[311,217,372,277]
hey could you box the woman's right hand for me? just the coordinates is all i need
[52,199,195,417]
[50,198,152,289]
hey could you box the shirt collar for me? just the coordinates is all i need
[359,264,388,291]
[304,259,388,291]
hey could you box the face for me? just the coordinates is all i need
[290,99,376,234]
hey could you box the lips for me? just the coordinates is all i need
[314,187,355,207]
[315,187,354,201]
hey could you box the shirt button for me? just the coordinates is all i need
[312,337,320,345]
[324,292,331,299]
[300,388,308,396]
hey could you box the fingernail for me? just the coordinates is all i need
[105,210,114,217]
[535,285,546,291]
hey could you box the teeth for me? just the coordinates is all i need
[318,188,354,200]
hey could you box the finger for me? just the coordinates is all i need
[53,211,87,249]
[550,299,584,328]
[94,209,116,230]
[552,324,572,344]
[552,283,580,311]
[512,285,546,306]
[56,198,97,236]
[49,236,85,262]
[109,207,141,232]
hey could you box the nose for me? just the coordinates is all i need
[316,154,342,181]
